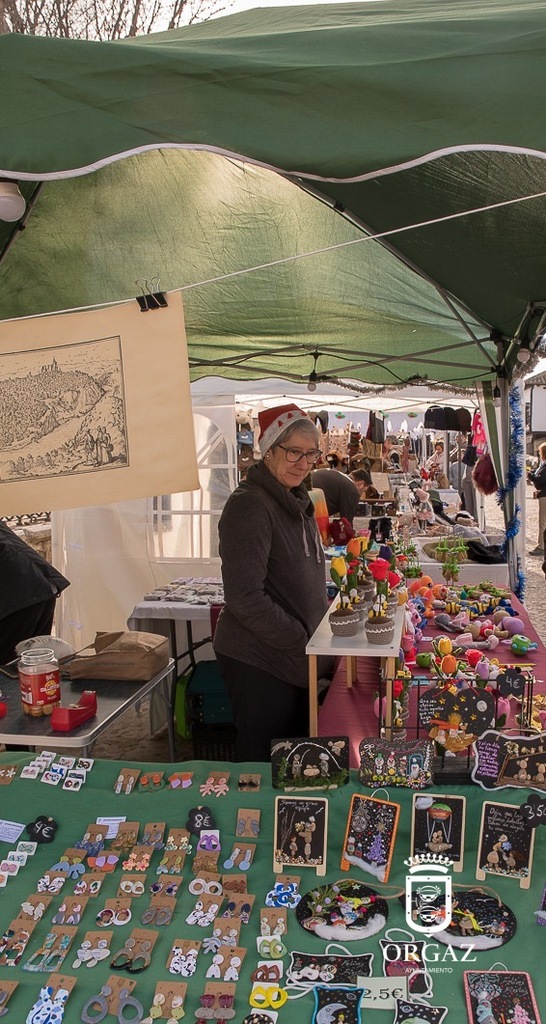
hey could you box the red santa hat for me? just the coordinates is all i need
[258,404,310,455]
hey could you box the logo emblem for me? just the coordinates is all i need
[404,853,453,936]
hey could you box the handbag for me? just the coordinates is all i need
[462,443,478,466]
[329,517,355,544]
[68,630,170,681]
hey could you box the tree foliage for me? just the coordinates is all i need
[0,0,233,39]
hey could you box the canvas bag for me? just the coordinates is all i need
[68,630,170,681]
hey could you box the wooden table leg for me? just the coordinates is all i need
[346,657,355,689]
[383,655,396,739]
[309,655,319,736]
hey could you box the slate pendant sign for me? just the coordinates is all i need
[418,685,495,752]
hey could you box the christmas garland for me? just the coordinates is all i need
[497,384,525,600]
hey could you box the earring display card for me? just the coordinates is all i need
[166,938,202,972]
[341,794,400,883]
[472,729,546,792]
[0,765,19,785]
[411,793,466,871]
[464,971,542,1024]
[149,980,188,1017]
[238,774,261,792]
[476,800,535,888]
[273,797,328,876]
[235,809,261,839]
[271,736,349,790]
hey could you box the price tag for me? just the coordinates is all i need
[520,794,546,828]
[357,976,408,1009]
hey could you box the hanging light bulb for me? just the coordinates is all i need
[0,181,26,222]
[493,383,502,408]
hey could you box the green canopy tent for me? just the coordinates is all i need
[0,0,541,585]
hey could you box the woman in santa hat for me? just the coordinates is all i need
[213,404,330,760]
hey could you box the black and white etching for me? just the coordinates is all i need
[0,336,128,482]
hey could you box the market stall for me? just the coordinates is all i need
[0,752,544,1023]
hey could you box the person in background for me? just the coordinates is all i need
[528,441,546,555]
[214,404,330,760]
[350,468,380,502]
[0,521,70,664]
[311,466,360,524]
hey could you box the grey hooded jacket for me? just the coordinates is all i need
[213,461,327,688]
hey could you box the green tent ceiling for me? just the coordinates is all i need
[2,0,546,386]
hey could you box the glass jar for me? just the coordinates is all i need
[18,648,61,717]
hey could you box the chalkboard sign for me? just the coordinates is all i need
[411,793,466,871]
[476,800,535,889]
[273,796,328,876]
[418,685,495,753]
[464,971,542,1024]
[472,729,546,792]
[271,735,349,790]
[341,794,400,883]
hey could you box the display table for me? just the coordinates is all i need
[0,752,544,1022]
[307,605,405,737]
[0,660,175,758]
[128,579,224,672]
[319,591,546,767]
[412,536,509,587]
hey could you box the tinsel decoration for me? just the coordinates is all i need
[497,383,524,504]
[516,555,526,602]
[495,384,526,600]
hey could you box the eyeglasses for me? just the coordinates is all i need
[276,445,321,465]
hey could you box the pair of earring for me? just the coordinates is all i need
[186,901,219,927]
[96,906,132,928]
[199,776,229,797]
[141,992,185,1024]
[52,902,82,926]
[257,937,287,960]
[141,828,164,849]
[150,879,179,897]
[188,877,223,897]
[20,900,46,921]
[157,855,183,876]
[119,880,146,896]
[81,984,144,1024]
[72,937,110,968]
[140,903,174,927]
[195,993,235,1022]
[222,847,252,871]
[111,831,138,852]
[87,853,119,873]
[25,984,70,1024]
[249,986,288,1009]
[122,851,150,872]
[197,833,221,853]
[110,937,152,972]
[23,932,72,973]
[0,928,31,966]
[139,773,165,791]
[37,874,65,894]
[74,876,102,897]
[169,946,199,977]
